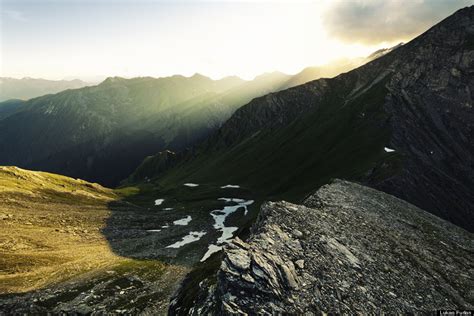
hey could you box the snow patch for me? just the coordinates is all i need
[154,199,164,206]
[173,215,192,226]
[218,197,247,203]
[384,147,395,153]
[201,244,222,262]
[166,231,206,249]
[201,198,254,262]
[184,183,199,187]
[221,184,240,189]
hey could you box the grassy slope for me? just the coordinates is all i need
[0,166,116,293]
[152,75,402,203]
[0,167,184,301]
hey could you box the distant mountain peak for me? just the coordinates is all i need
[254,71,289,81]
[190,73,209,79]
[101,76,127,85]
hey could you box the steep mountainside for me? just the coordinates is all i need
[171,180,473,314]
[0,74,250,186]
[0,77,90,102]
[145,6,474,231]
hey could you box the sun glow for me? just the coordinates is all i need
[0,1,417,81]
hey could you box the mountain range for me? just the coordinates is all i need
[136,7,474,232]
[0,77,90,102]
[0,52,390,186]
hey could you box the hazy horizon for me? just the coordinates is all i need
[1,0,471,81]
[0,54,380,84]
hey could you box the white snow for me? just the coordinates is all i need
[200,198,254,262]
[218,198,253,215]
[384,147,395,153]
[218,226,238,244]
[154,199,165,206]
[162,207,174,211]
[220,184,240,189]
[218,197,247,204]
[184,183,199,187]
[173,215,192,226]
[161,225,170,228]
[200,244,222,262]
[166,231,206,249]
[147,229,161,232]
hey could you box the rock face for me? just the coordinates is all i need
[371,5,474,231]
[176,180,473,314]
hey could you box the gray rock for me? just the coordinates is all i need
[294,260,304,269]
[177,180,474,314]
[226,248,251,271]
[292,230,303,238]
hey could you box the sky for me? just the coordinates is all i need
[0,0,471,81]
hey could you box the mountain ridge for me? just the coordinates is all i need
[0,77,90,102]
[142,6,474,231]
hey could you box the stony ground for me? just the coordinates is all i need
[181,180,474,314]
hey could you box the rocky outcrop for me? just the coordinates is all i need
[175,180,473,314]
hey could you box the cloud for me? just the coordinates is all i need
[3,9,27,22]
[323,0,472,44]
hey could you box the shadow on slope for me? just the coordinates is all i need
[103,181,260,267]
